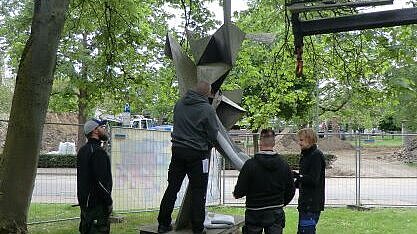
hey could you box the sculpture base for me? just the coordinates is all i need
[139,215,244,234]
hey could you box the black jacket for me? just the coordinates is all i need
[296,144,325,212]
[77,138,113,209]
[233,151,295,209]
[171,90,219,151]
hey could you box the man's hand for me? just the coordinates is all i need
[292,170,300,179]
[292,171,301,189]
[233,192,241,199]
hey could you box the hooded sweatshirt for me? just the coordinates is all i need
[171,89,219,151]
[233,151,295,209]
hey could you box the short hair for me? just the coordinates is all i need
[260,128,275,146]
[297,128,318,144]
[260,128,275,138]
[195,80,211,96]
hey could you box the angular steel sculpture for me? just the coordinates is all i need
[164,0,253,230]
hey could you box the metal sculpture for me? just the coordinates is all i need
[164,0,265,230]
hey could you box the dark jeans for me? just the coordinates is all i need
[158,147,209,233]
[297,211,321,234]
[79,204,110,234]
[242,208,285,234]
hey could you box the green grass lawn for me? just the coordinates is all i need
[347,135,404,148]
[28,205,417,234]
[407,162,417,168]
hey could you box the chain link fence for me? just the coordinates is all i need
[0,120,416,225]
[222,132,417,207]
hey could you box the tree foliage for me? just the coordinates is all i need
[227,0,417,131]
[0,84,13,114]
[0,0,219,122]
[222,0,316,130]
[1,0,417,131]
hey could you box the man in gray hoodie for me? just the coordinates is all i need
[158,80,219,234]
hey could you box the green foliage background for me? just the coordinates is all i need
[1,0,417,130]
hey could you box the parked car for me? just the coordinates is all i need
[131,116,156,130]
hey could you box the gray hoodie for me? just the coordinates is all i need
[171,90,219,151]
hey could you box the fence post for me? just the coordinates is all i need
[253,133,259,153]
[355,132,362,207]
[358,134,362,206]
[222,157,226,205]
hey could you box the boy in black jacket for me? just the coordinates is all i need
[77,119,113,234]
[233,129,295,234]
[293,128,325,234]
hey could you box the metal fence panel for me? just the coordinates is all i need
[1,121,416,225]
[110,127,221,212]
[221,132,417,208]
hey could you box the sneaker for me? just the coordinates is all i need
[157,224,173,233]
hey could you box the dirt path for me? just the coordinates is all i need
[327,148,416,177]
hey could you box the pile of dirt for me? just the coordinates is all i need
[318,136,355,152]
[274,134,299,153]
[393,137,417,163]
[274,133,354,153]
[0,112,79,153]
[41,112,79,153]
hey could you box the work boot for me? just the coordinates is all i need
[157,224,173,233]
[193,228,207,234]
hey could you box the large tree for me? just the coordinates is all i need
[0,0,69,232]
[1,0,219,149]
[227,0,416,131]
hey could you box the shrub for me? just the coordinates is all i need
[280,154,336,170]
[38,154,76,168]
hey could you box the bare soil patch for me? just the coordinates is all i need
[272,134,414,177]
[326,147,416,177]
[392,137,417,163]
[274,134,354,153]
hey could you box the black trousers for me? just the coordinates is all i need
[243,208,285,234]
[79,204,110,234]
[158,147,209,233]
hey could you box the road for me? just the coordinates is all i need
[32,169,417,207]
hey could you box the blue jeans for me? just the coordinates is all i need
[297,211,321,234]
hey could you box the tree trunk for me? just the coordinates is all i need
[0,0,69,232]
[77,88,88,151]
[76,33,89,151]
[0,52,4,85]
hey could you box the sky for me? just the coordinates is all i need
[190,0,411,22]
[167,0,412,30]
[361,0,411,12]
[166,1,249,29]
[206,0,249,23]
